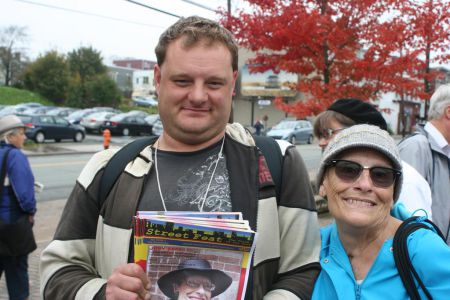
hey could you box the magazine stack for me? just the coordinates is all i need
[134,211,256,300]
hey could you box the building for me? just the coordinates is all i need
[133,70,155,98]
[112,59,155,70]
[107,65,134,97]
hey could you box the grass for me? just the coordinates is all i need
[0,86,53,106]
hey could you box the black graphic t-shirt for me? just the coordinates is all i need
[138,140,231,212]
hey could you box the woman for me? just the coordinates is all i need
[313,98,432,220]
[312,124,450,299]
[0,115,37,300]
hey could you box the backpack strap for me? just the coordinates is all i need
[98,135,284,208]
[0,148,12,197]
[253,135,283,202]
[98,136,158,207]
[393,216,445,300]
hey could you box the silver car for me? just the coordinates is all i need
[80,111,116,133]
[266,120,313,144]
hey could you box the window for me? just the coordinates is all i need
[143,77,149,84]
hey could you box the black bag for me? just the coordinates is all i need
[0,215,37,256]
[0,147,37,256]
[393,216,445,300]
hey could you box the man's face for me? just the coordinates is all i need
[154,37,238,146]
[174,275,214,300]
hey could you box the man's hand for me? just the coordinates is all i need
[106,263,151,300]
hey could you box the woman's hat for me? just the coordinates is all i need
[0,115,26,136]
[157,259,232,298]
[316,124,403,201]
[328,98,388,130]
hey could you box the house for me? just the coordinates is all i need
[107,65,134,97]
[112,59,155,70]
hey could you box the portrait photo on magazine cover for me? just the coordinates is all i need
[147,247,245,300]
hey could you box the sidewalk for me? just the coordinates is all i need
[0,199,67,299]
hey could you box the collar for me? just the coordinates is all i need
[424,122,450,157]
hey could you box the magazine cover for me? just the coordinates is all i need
[134,213,256,300]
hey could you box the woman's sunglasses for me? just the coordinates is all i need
[326,159,401,188]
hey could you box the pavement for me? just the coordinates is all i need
[0,140,332,299]
[0,142,107,299]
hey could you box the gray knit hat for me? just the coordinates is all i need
[316,124,403,201]
[0,115,26,136]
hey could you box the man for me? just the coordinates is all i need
[157,259,232,300]
[313,98,432,219]
[40,16,320,299]
[398,84,450,244]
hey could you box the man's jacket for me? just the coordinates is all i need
[399,125,450,244]
[40,123,321,299]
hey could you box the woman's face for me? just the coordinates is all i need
[321,148,395,230]
[317,119,346,151]
[7,128,26,149]
[174,275,214,300]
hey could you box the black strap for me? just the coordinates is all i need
[253,135,283,202]
[0,148,12,197]
[393,216,445,300]
[98,136,158,207]
[98,135,284,207]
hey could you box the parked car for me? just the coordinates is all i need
[151,116,163,136]
[22,106,56,115]
[0,104,39,117]
[19,114,85,143]
[266,119,313,144]
[66,109,96,124]
[132,96,158,107]
[100,113,153,136]
[46,107,79,118]
[80,111,116,133]
[125,110,149,118]
[144,114,159,126]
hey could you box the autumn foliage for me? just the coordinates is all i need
[221,0,450,118]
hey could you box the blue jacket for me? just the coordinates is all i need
[312,221,450,300]
[0,142,36,223]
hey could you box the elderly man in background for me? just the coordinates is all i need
[399,84,450,245]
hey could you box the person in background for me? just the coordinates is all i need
[253,119,264,136]
[102,128,111,150]
[312,124,450,299]
[313,98,432,220]
[0,115,37,300]
[40,16,320,300]
[399,83,450,244]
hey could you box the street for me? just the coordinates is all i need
[30,136,323,203]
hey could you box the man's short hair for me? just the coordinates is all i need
[313,110,355,138]
[428,83,450,120]
[155,15,239,72]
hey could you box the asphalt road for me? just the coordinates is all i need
[30,135,323,202]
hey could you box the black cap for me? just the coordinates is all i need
[157,259,232,298]
[327,98,388,130]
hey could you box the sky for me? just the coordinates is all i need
[1,0,242,64]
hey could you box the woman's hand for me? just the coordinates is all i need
[106,263,151,300]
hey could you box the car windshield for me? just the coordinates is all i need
[273,121,297,130]
[110,114,127,121]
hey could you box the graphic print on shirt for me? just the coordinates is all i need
[164,153,231,212]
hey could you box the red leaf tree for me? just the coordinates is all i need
[221,0,450,118]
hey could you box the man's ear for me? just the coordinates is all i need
[445,106,450,119]
[154,64,162,96]
[173,283,179,293]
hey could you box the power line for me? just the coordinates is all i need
[179,0,216,12]
[124,0,180,18]
[14,0,166,29]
